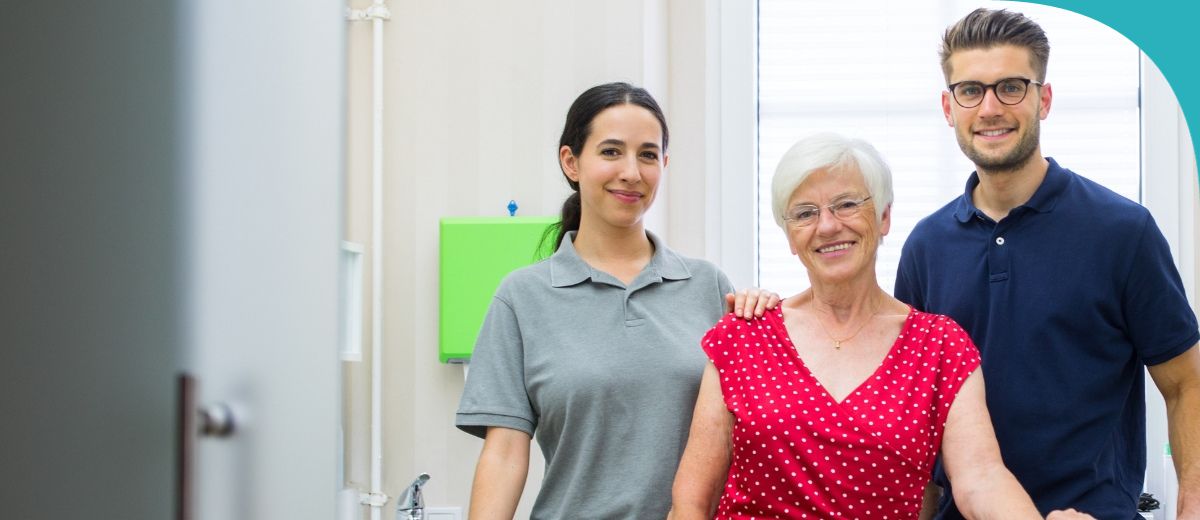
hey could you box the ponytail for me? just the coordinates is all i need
[537,190,580,260]
[536,82,667,260]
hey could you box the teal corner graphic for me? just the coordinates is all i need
[1017,1,1200,186]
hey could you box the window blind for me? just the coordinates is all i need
[757,0,1141,296]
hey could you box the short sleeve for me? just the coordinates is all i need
[700,313,763,414]
[717,270,735,299]
[701,313,748,367]
[930,316,982,432]
[1122,214,1200,365]
[455,294,536,438]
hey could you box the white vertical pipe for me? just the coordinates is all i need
[369,2,386,520]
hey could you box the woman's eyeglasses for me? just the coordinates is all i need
[783,196,873,228]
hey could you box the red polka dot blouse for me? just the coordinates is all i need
[701,307,981,519]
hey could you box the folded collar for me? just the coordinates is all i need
[549,230,691,287]
[954,157,1069,223]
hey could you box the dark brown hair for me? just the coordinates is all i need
[940,8,1050,83]
[538,82,668,257]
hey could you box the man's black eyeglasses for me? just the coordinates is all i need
[947,77,1042,108]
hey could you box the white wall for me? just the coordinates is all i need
[343,1,730,516]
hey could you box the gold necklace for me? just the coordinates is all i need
[812,296,880,350]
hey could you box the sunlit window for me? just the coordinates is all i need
[757,1,1141,295]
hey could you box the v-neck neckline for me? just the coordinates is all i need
[768,305,916,406]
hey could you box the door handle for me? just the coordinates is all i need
[177,374,240,520]
[198,402,237,437]
[177,374,196,520]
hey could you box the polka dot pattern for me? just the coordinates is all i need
[700,307,981,519]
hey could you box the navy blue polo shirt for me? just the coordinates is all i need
[895,158,1198,519]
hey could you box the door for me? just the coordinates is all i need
[183,1,343,519]
[0,1,344,519]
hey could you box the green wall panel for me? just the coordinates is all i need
[439,216,557,363]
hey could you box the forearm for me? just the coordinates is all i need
[1167,382,1200,519]
[468,429,530,520]
[670,363,732,519]
[670,427,729,519]
[670,467,726,520]
[1151,345,1200,519]
[952,463,1041,520]
[667,503,716,520]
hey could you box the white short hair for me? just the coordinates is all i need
[770,132,894,229]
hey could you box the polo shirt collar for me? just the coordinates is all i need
[549,230,692,288]
[953,157,1070,223]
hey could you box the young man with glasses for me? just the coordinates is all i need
[895,8,1200,520]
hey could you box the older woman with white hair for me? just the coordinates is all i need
[668,133,1096,519]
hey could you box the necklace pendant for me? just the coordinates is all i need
[834,340,842,350]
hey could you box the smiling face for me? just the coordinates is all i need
[785,167,890,286]
[942,45,1052,174]
[560,103,666,234]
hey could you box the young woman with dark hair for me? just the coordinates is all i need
[456,82,776,519]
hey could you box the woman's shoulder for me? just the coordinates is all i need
[659,245,724,278]
[706,308,781,340]
[902,308,977,354]
[677,253,720,272]
[492,259,554,298]
[702,310,783,364]
[653,244,732,297]
[907,308,964,331]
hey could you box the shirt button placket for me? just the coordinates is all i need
[988,230,1010,282]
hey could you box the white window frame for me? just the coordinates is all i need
[1140,51,1197,507]
[709,0,758,290]
[1142,53,1198,305]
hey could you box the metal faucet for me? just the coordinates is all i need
[396,473,430,520]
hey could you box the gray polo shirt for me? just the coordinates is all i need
[456,231,733,519]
